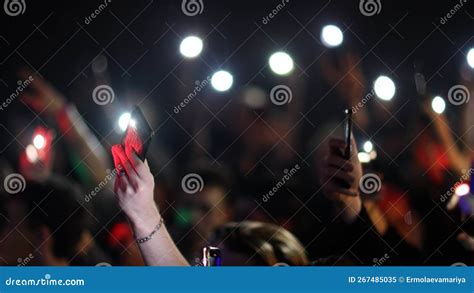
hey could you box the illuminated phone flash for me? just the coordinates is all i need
[455,183,470,197]
[26,144,39,163]
[33,134,46,149]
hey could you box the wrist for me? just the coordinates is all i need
[128,206,161,238]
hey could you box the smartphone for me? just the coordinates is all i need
[122,106,154,161]
[343,109,352,160]
[333,109,352,189]
[202,246,222,267]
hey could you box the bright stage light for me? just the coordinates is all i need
[363,141,373,153]
[269,52,294,75]
[321,25,343,48]
[467,48,474,69]
[373,76,396,101]
[455,183,470,197]
[431,96,446,114]
[211,70,233,92]
[33,134,46,149]
[179,36,203,58]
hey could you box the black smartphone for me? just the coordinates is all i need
[343,109,352,160]
[202,246,222,266]
[333,109,353,189]
[122,106,154,161]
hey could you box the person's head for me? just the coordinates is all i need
[0,176,90,266]
[210,221,309,266]
[177,162,233,239]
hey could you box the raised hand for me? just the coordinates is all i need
[319,137,363,222]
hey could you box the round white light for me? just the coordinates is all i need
[467,48,474,69]
[321,25,344,48]
[211,70,233,92]
[179,36,203,58]
[431,96,446,114]
[455,183,470,197]
[269,52,294,75]
[118,113,132,132]
[358,152,371,163]
[33,134,46,149]
[373,76,396,101]
[25,144,39,163]
[363,141,373,153]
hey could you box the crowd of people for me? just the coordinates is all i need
[0,50,473,267]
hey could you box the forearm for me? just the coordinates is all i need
[433,115,470,175]
[130,210,189,266]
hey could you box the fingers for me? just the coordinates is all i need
[324,183,358,197]
[327,154,354,171]
[112,144,139,189]
[322,166,355,185]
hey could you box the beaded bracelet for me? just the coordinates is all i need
[136,217,164,244]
